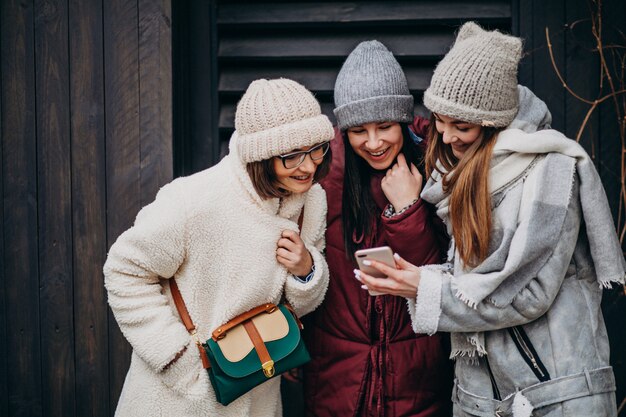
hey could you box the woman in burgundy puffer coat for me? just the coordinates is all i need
[302,40,453,417]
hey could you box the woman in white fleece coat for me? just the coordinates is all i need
[103,78,334,416]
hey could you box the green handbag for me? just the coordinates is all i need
[169,280,310,406]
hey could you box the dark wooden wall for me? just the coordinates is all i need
[1,0,625,416]
[1,0,173,416]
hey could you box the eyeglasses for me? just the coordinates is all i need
[277,142,330,169]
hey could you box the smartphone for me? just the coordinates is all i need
[354,246,396,296]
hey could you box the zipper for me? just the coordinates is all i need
[508,326,551,382]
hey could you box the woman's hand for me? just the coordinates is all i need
[277,230,313,277]
[381,153,423,211]
[355,253,421,298]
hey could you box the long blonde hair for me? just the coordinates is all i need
[424,114,500,267]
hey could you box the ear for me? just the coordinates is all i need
[495,33,523,61]
[508,37,523,61]
[455,21,484,43]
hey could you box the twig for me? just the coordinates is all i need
[618,394,625,414]
[545,27,595,105]
[575,101,599,142]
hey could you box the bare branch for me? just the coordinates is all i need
[545,27,595,104]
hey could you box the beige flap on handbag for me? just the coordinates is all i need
[216,309,290,362]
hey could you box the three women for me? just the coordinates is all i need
[105,22,623,417]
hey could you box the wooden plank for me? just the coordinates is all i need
[530,0,565,132]
[190,0,221,170]
[103,0,140,412]
[218,65,432,94]
[173,0,218,175]
[138,0,173,205]
[171,0,190,175]
[1,1,43,416]
[514,0,534,89]
[218,1,511,25]
[563,2,600,157]
[218,31,455,60]
[34,0,76,415]
[68,1,110,416]
[0,8,6,416]
[598,0,626,227]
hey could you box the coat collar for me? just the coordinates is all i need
[227,132,306,220]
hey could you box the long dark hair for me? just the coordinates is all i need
[341,123,424,258]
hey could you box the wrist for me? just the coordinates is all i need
[294,263,316,283]
[291,252,313,277]
[384,197,420,218]
[396,196,419,210]
[292,266,312,277]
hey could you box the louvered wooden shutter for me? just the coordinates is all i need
[175,1,512,171]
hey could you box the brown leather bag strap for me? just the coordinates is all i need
[243,321,275,378]
[169,279,211,369]
[212,303,277,341]
[282,302,304,330]
[169,279,196,333]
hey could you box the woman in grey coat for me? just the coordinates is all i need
[356,22,625,417]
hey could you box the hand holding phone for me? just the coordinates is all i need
[354,246,395,296]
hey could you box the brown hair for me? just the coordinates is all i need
[424,114,500,267]
[246,145,332,200]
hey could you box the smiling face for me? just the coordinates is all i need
[346,122,403,170]
[433,113,482,159]
[272,144,323,194]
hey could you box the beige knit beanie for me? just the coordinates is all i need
[424,22,522,127]
[234,78,334,163]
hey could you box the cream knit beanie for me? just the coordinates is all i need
[424,22,523,127]
[234,78,334,163]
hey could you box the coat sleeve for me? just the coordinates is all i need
[380,198,447,267]
[283,190,330,317]
[411,115,431,138]
[408,170,582,335]
[103,182,192,374]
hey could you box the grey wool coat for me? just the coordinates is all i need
[411,88,625,417]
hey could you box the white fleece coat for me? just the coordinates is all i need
[103,141,330,417]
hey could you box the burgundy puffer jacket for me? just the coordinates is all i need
[302,118,453,417]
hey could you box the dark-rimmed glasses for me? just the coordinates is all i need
[277,142,330,169]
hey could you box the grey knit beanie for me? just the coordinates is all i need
[234,78,334,163]
[424,22,522,127]
[333,40,414,131]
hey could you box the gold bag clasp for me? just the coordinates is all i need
[262,360,275,378]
